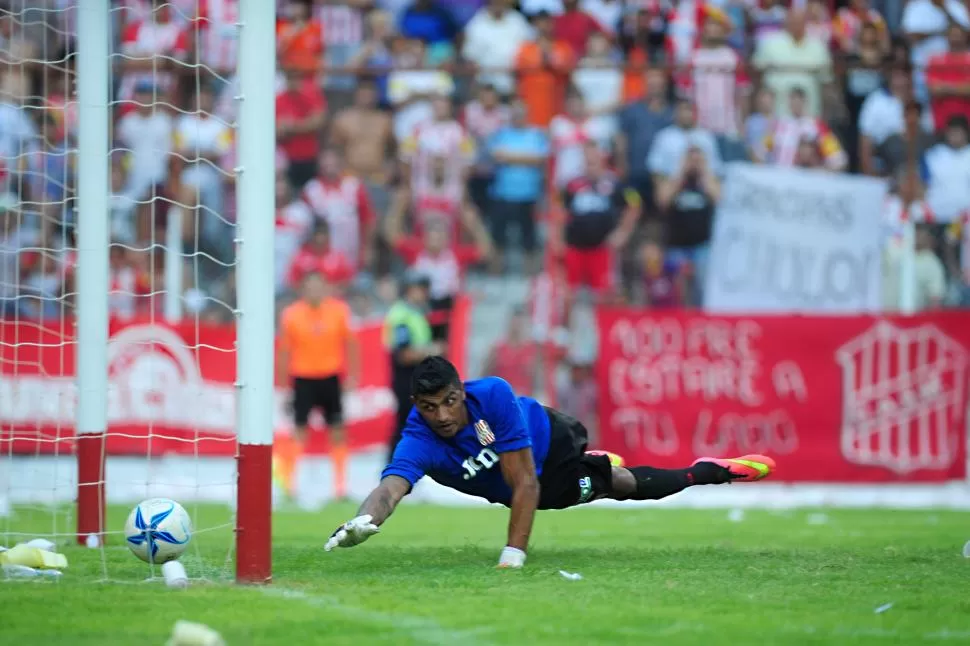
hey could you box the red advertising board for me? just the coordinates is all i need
[0,298,469,457]
[596,309,970,482]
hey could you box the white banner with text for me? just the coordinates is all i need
[705,163,888,313]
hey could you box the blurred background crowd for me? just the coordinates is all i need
[0,0,969,427]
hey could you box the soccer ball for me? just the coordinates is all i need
[124,498,193,564]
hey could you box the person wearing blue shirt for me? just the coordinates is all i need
[488,99,550,273]
[399,0,459,46]
[325,356,776,569]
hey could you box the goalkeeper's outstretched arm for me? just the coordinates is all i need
[357,475,411,526]
[325,476,411,552]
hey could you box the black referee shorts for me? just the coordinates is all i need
[537,407,615,510]
[292,375,344,427]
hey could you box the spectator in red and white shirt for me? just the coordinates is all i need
[686,8,749,138]
[664,0,712,73]
[301,147,377,271]
[276,69,327,189]
[394,222,486,341]
[550,93,603,189]
[926,24,970,134]
[194,0,240,81]
[763,86,848,171]
[117,3,189,112]
[528,253,570,400]
[115,0,197,27]
[882,172,947,312]
[529,254,569,349]
[385,154,494,261]
[274,170,313,292]
[315,0,368,96]
[400,94,476,188]
[583,0,623,34]
[884,170,936,245]
[286,219,355,290]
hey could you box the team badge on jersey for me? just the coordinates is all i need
[474,420,495,446]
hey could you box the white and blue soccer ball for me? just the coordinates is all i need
[124,498,193,564]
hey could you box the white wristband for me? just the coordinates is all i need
[498,546,526,568]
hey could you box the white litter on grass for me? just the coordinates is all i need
[807,513,829,525]
[727,509,745,523]
[962,541,970,558]
[558,570,583,581]
[874,602,894,614]
[163,561,189,589]
[165,620,225,646]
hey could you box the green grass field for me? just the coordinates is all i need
[2,503,969,645]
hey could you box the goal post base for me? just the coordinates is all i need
[76,433,106,546]
[235,442,273,584]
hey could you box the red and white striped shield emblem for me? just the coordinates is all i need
[474,420,495,446]
[836,322,968,474]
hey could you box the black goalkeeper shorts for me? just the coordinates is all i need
[537,407,614,510]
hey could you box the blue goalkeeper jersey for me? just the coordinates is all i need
[381,377,552,506]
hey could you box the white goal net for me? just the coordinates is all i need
[0,0,274,583]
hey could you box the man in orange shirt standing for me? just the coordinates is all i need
[514,11,574,128]
[276,271,360,502]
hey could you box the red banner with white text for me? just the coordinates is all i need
[0,297,469,457]
[596,309,970,482]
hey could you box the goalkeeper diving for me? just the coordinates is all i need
[325,356,776,568]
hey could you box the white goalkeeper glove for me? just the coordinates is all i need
[324,514,380,551]
[496,546,526,569]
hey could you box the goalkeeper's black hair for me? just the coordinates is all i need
[410,356,461,398]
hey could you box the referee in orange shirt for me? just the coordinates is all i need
[276,271,360,501]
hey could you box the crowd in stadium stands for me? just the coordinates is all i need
[0,0,969,397]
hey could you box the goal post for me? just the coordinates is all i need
[75,0,110,548]
[234,0,276,584]
[24,0,276,582]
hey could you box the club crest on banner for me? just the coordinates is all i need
[836,322,968,474]
[474,419,495,446]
